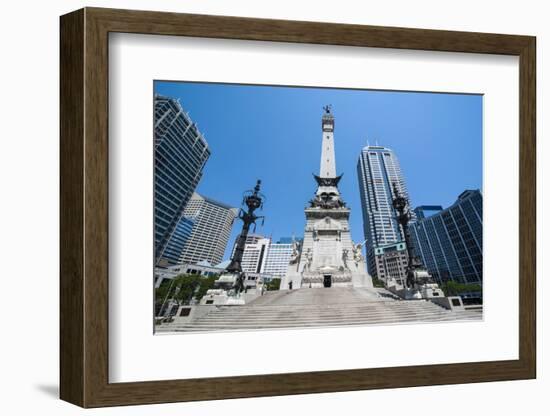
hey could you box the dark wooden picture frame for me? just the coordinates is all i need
[60,7,536,408]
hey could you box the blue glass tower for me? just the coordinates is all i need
[410,190,483,284]
[414,205,443,220]
[154,95,210,266]
[161,216,195,266]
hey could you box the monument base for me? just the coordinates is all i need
[301,269,352,288]
[385,280,446,301]
[281,269,373,290]
[200,272,264,305]
[418,282,445,299]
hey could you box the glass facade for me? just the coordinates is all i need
[410,190,483,284]
[160,216,195,266]
[262,238,297,277]
[414,205,443,219]
[277,237,296,244]
[154,95,210,265]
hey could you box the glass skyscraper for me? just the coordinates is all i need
[410,190,483,284]
[414,205,443,220]
[154,95,210,266]
[160,216,195,266]
[356,145,413,280]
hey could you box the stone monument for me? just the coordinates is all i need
[281,106,373,289]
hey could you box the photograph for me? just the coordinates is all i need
[1,0,541,412]
[152,81,484,333]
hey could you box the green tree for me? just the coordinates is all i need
[372,277,385,288]
[155,273,223,311]
[195,275,218,301]
[265,278,281,291]
[440,280,481,296]
[171,274,203,305]
[155,278,176,313]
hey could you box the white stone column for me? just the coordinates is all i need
[320,113,336,178]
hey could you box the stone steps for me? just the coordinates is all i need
[157,287,482,333]
[180,313,479,326]
[247,288,385,306]
[206,299,439,310]
[194,305,450,319]
[184,309,461,322]
[163,312,480,332]
[201,300,445,313]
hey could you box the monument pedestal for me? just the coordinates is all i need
[418,282,444,299]
[385,280,446,301]
[301,267,352,288]
[202,273,262,305]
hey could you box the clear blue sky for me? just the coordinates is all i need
[155,81,482,261]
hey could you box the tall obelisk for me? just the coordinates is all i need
[282,106,373,290]
[320,106,337,178]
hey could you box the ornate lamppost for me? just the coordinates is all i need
[226,180,265,295]
[391,182,432,289]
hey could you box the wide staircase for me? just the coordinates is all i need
[160,287,481,333]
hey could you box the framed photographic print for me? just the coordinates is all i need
[60,7,536,408]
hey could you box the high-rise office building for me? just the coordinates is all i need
[410,190,483,284]
[159,216,195,267]
[372,242,409,285]
[276,237,296,244]
[356,145,413,281]
[179,193,239,266]
[262,238,298,278]
[414,205,443,220]
[232,234,271,274]
[154,95,210,265]
[230,234,266,255]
